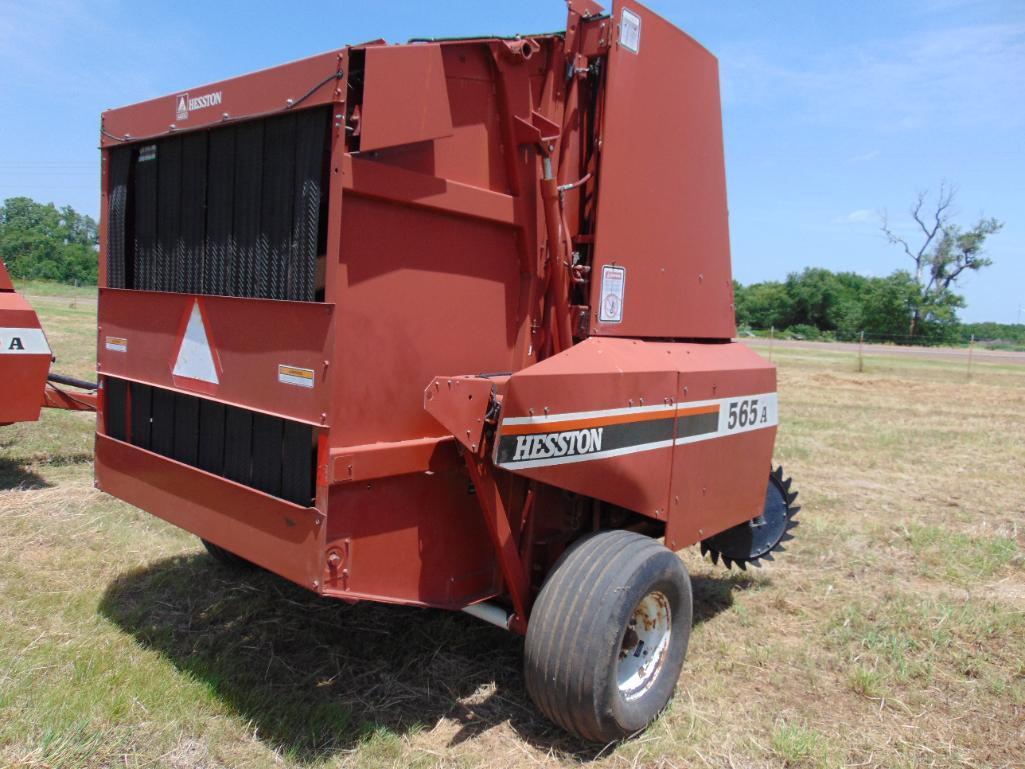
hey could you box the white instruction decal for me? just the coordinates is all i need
[620,8,641,54]
[279,364,315,389]
[105,336,128,353]
[599,265,626,324]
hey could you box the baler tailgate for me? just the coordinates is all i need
[98,289,333,426]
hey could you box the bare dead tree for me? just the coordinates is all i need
[881,184,1001,338]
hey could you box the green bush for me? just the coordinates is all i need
[0,197,98,285]
[785,324,821,340]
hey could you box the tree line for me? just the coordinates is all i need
[734,268,1021,347]
[0,197,98,284]
[736,185,1008,346]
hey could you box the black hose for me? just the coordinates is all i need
[47,372,97,391]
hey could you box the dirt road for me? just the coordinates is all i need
[744,337,1025,365]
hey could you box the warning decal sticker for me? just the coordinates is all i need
[620,8,641,54]
[599,264,626,324]
[172,300,220,386]
[105,336,128,353]
[278,365,315,389]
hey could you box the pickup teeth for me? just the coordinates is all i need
[699,465,799,571]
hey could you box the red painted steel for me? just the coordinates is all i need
[0,262,52,424]
[328,435,460,484]
[41,383,97,412]
[359,44,453,151]
[96,433,323,589]
[97,290,333,426]
[323,471,499,609]
[101,50,345,147]
[91,1,780,633]
[423,376,500,453]
[590,3,736,340]
[489,338,776,547]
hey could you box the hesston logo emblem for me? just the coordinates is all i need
[495,394,780,470]
[175,90,223,121]
[512,428,604,462]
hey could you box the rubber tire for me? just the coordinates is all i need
[524,530,692,743]
[201,538,255,570]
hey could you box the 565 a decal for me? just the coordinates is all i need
[495,393,778,470]
[727,398,770,431]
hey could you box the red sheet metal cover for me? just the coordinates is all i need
[589,2,735,340]
[101,50,343,147]
[492,338,776,540]
[97,290,333,426]
[0,290,51,423]
[359,44,453,151]
[95,434,323,589]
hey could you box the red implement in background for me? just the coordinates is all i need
[0,260,96,425]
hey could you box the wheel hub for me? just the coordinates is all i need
[617,590,672,701]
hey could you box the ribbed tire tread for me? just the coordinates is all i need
[524,531,691,743]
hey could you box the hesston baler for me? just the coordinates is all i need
[0,260,97,425]
[93,0,799,741]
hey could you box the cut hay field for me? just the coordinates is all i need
[2,289,1023,769]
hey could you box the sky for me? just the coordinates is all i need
[1,0,1022,322]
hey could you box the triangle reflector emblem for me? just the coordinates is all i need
[173,300,219,386]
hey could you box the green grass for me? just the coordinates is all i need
[1,287,1024,767]
[12,279,98,299]
[771,722,837,768]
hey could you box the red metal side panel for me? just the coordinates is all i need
[360,44,454,151]
[95,434,322,589]
[0,261,13,291]
[665,431,776,552]
[101,50,344,147]
[495,338,680,518]
[323,470,500,609]
[331,193,521,446]
[0,290,51,424]
[97,290,333,426]
[492,339,776,546]
[663,344,777,550]
[590,2,735,340]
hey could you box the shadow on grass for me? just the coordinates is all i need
[0,456,54,490]
[98,554,761,763]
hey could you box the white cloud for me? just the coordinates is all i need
[720,19,1025,131]
[848,150,881,163]
[835,209,877,224]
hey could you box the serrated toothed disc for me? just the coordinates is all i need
[699,466,799,570]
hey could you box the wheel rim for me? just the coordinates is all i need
[617,590,672,701]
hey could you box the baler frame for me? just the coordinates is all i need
[90,0,798,742]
